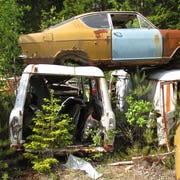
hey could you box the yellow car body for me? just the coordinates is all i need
[19,12,111,65]
[19,11,180,69]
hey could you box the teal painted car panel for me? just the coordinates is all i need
[112,28,163,61]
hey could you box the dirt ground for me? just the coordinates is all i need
[18,158,175,180]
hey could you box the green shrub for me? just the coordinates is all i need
[23,90,74,173]
[124,69,157,152]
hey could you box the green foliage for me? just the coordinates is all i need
[0,0,23,76]
[0,106,21,179]
[149,0,180,29]
[32,158,59,173]
[1,173,8,180]
[87,127,117,148]
[114,111,135,149]
[17,0,180,34]
[0,60,19,177]
[0,124,10,175]
[126,95,153,127]
[23,90,74,173]
[86,127,117,161]
[0,80,15,151]
[125,70,153,128]
[107,129,117,141]
[120,0,180,29]
[40,6,60,30]
[120,0,157,15]
[88,128,103,148]
[0,91,15,125]
[59,0,119,20]
[59,0,89,20]
[124,69,158,154]
[17,0,64,33]
[84,127,103,161]
[130,70,151,99]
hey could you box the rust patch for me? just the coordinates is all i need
[94,29,108,38]
[24,57,54,64]
[154,34,160,46]
[30,64,36,73]
[154,34,161,57]
[160,30,180,57]
[0,77,19,95]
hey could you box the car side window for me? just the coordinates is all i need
[110,13,153,29]
[111,13,140,29]
[138,16,152,28]
[127,17,140,28]
[81,14,109,29]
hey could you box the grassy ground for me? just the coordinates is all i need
[17,161,175,180]
[8,152,175,180]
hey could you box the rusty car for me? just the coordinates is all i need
[109,69,180,152]
[18,11,180,69]
[9,64,115,155]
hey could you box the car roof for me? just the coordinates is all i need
[23,64,105,77]
[49,11,139,29]
[74,11,140,18]
[49,11,156,30]
[148,69,180,81]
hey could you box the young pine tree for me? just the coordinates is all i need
[23,90,74,173]
[125,69,157,154]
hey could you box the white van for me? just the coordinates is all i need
[109,69,180,149]
[9,64,115,154]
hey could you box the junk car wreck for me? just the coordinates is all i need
[9,64,115,155]
[18,11,180,69]
[109,69,180,151]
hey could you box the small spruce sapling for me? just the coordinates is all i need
[125,69,157,153]
[23,89,74,173]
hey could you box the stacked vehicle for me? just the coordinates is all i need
[10,10,180,178]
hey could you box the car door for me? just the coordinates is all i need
[111,13,163,61]
[79,13,111,61]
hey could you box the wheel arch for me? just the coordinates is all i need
[54,50,90,65]
[171,46,180,59]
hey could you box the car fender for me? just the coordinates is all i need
[160,30,180,59]
[54,49,90,65]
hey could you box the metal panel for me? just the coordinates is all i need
[23,64,105,77]
[112,29,163,61]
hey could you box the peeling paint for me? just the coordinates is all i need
[160,30,180,57]
[154,34,161,57]
[94,29,108,39]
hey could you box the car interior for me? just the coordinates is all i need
[23,74,104,145]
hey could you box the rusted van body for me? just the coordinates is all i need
[109,69,180,143]
[9,64,115,155]
[109,69,180,178]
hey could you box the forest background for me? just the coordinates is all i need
[0,0,179,177]
[0,0,180,148]
[0,0,180,78]
[0,0,180,159]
